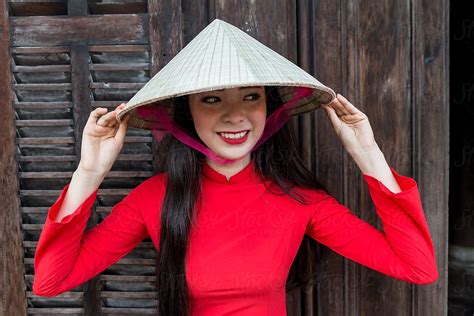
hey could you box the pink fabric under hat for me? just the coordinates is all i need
[115,19,336,165]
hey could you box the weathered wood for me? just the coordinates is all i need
[20,188,134,197]
[14,101,72,109]
[3,1,451,314]
[26,291,83,299]
[147,0,184,179]
[101,307,157,314]
[70,42,92,174]
[12,46,69,53]
[18,154,152,162]
[26,308,84,314]
[100,291,157,298]
[89,45,150,52]
[312,1,348,315]
[16,119,73,126]
[100,275,156,281]
[11,15,149,46]
[90,82,145,89]
[19,171,154,178]
[412,0,449,315]
[0,0,28,314]
[353,1,412,314]
[17,136,152,144]
[24,258,154,265]
[23,241,155,249]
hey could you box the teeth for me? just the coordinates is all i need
[219,131,247,139]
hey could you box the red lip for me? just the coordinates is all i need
[217,130,249,133]
[218,131,249,145]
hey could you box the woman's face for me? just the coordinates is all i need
[189,86,267,162]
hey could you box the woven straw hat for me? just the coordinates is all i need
[116,18,336,130]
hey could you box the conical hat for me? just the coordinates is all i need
[116,18,336,130]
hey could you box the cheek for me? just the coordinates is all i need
[190,110,215,137]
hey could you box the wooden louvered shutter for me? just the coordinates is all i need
[3,1,164,315]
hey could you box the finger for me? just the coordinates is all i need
[87,107,108,125]
[97,107,121,127]
[115,114,130,142]
[321,103,342,129]
[331,97,351,116]
[337,94,361,114]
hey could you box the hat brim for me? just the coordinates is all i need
[117,84,335,130]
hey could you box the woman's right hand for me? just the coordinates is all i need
[78,103,130,175]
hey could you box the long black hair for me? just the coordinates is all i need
[154,86,330,315]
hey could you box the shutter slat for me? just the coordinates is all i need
[20,188,134,196]
[14,101,73,109]
[19,154,153,162]
[12,65,71,72]
[16,119,73,126]
[90,63,149,71]
[19,171,154,178]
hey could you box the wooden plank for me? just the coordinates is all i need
[89,63,150,71]
[90,82,145,89]
[12,65,71,72]
[100,275,156,281]
[23,241,155,248]
[13,83,71,90]
[312,0,347,315]
[296,3,316,313]
[20,189,135,197]
[100,291,157,298]
[101,308,157,314]
[24,258,155,265]
[88,45,150,52]
[26,291,83,299]
[0,0,28,314]
[355,1,412,314]
[17,136,152,144]
[16,119,74,126]
[412,0,449,314]
[26,308,84,314]
[14,101,72,109]
[70,42,91,173]
[12,46,69,53]
[11,15,149,46]
[148,0,184,175]
[18,154,153,162]
[19,171,154,178]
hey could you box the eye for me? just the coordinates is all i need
[201,93,260,103]
[244,93,261,101]
[201,96,221,103]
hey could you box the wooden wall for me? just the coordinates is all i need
[0,0,448,315]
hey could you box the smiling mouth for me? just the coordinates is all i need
[217,130,250,139]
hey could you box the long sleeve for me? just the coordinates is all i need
[33,182,149,296]
[305,166,438,284]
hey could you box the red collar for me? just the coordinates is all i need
[202,159,256,184]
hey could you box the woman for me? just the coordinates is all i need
[33,19,438,316]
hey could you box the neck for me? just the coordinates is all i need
[205,155,251,181]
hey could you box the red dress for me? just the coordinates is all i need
[33,159,438,315]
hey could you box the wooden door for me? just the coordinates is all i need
[0,0,448,315]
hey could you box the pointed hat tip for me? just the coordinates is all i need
[210,18,227,25]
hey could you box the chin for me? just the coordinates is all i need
[210,143,254,161]
[214,149,250,161]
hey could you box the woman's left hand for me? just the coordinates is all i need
[321,93,379,156]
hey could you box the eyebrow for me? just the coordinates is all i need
[214,86,262,92]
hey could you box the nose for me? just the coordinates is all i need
[221,101,245,123]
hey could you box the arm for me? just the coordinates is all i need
[54,167,106,222]
[32,173,149,297]
[305,166,438,284]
